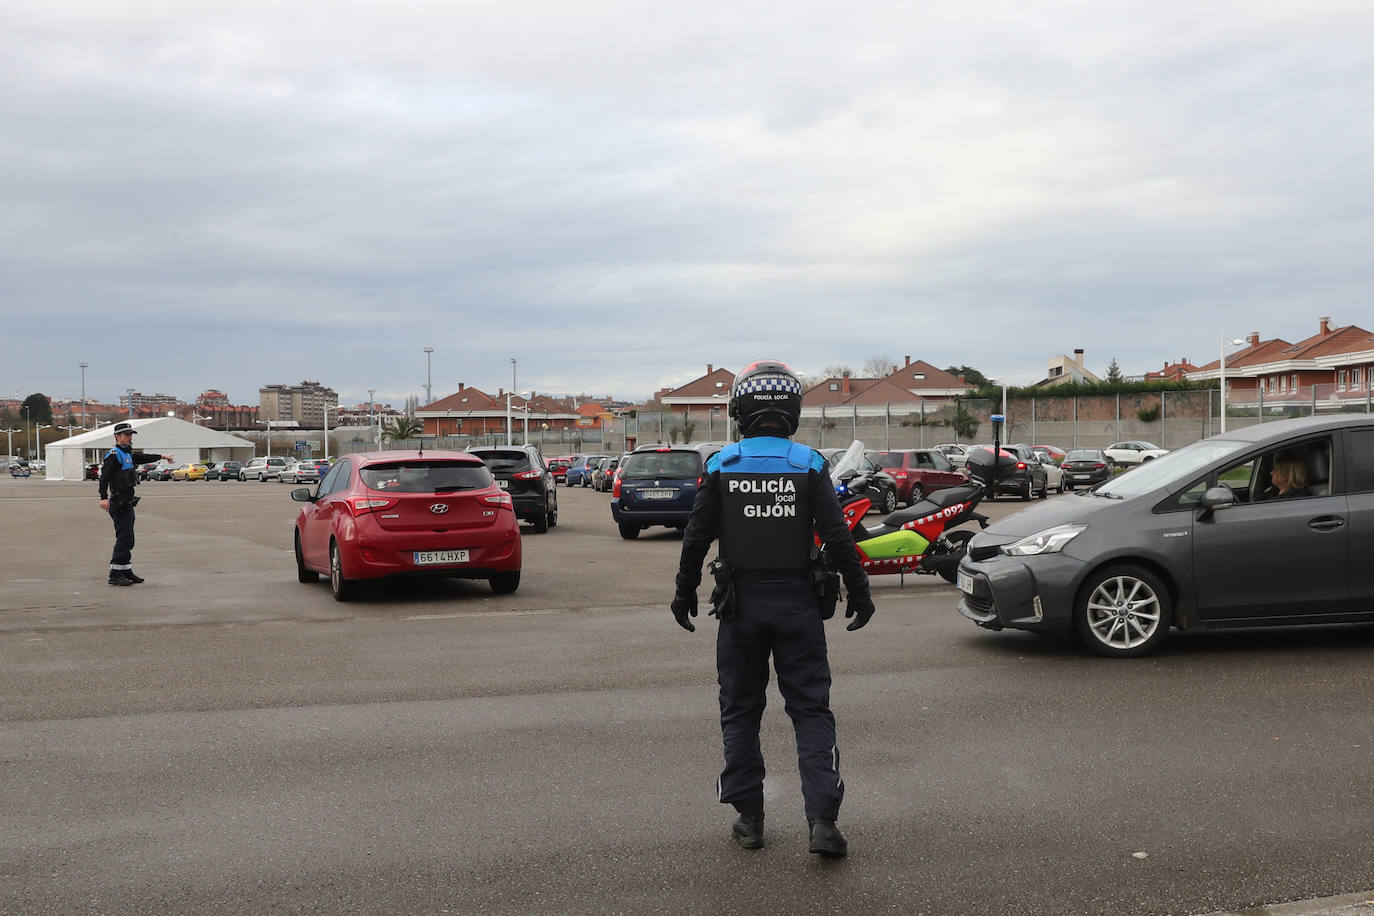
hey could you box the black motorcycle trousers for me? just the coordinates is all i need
[108,505,135,574]
[715,580,843,821]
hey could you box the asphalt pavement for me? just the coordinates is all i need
[2,477,1372,915]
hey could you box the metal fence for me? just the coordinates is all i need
[242,385,1374,458]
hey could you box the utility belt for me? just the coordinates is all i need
[707,554,840,620]
[109,492,140,510]
[732,568,808,582]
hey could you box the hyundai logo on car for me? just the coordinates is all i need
[429,503,449,514]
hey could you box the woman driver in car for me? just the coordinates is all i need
[1268,451,1311,499]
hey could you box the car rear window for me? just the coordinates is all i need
[473,450,533,473]
[360,461,493,493]
[622,451,701,479]
[870,451,904,469]
[1065,450,1100,461]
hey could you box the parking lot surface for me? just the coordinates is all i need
[2,478,1372,914]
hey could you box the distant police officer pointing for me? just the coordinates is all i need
[97,422,172,586]
[672,359,875,857]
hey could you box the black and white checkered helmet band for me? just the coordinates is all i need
[734,374,803,397]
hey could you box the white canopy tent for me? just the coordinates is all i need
[44,417,256,481]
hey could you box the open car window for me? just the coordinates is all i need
[1169,435,1333,509]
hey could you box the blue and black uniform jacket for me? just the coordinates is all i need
[676,435,869,597]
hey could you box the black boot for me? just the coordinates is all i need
[108,574,132,586]
[808,818,848,857]
[124,571,145,584]
[731,809,765,849]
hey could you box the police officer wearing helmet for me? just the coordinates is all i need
[97,421,172,586]
[672,359,875,857]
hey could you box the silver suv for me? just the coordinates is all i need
[239,456,289,481]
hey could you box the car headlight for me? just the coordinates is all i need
[1001,524,1086,557]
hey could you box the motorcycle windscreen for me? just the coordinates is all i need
[829,440,866,483]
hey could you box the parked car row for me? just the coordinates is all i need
[133,456,341,482]
[272,422,1374,664]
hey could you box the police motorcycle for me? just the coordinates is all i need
[819,441,989,583]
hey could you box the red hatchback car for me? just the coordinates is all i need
[548,455,575,485]
[291,451,522,600]
[868,448,968,506]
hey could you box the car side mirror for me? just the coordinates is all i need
[291,487,315,502]
[1198,485,1235,515]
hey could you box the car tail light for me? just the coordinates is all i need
[1093,462,1107,470]
[612,475,622,498]
[482,492,513,508]
[655,447,670,452]
[513,469,541,480]
[1016,462,1027,470]
[347,497,395,516]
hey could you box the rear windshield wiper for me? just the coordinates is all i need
[433,485,476,492]
[1092,490,1124,499]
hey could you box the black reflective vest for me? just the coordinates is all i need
[714,437,822,571]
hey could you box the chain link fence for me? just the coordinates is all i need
[242,386,1374,458]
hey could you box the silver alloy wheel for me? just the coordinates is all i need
[1083,574,1163,651]
[330,544,341,593]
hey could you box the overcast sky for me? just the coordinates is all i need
[4,1,1372,408]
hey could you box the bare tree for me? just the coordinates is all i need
[862,355,895,378]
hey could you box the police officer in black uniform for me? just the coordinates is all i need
[97,422,172,586]
[672,359,875,857]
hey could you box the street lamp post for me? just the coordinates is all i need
[507,358,517,446]
[126,388,135,419]
[79,362,88,430]
[423,347,434,406]
[192,414,211,426]
[60,423,85,437]
[367,389,376,446]
[1,428,19,458]
[33,425,51,460]
[256,419,276,458]
[324,405,343,461]
[1220,336,1246,434]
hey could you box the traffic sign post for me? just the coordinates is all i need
[990,414,1006,493]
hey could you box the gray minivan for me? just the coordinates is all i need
[956,414,1374,657]
[239,456,289,481]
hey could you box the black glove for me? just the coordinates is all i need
[671,591,698,632]
[844,592,875,631]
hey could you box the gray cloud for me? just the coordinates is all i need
[4,1,1373,407]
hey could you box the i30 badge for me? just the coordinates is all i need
[430,503,450,514]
